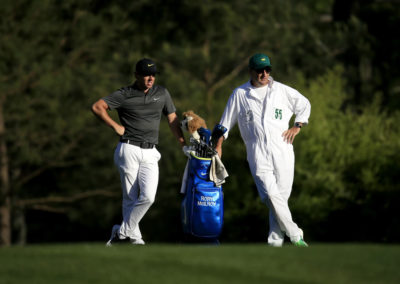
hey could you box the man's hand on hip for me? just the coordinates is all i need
[115,125,125,136]
[282,127,301,144]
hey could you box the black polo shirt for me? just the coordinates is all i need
[102,83,176,145]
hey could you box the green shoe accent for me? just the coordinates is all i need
[293,239,308,247]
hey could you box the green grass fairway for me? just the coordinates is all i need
[1,243,399,284]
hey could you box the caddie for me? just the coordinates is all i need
[92,58,185,245]
[215,53,311,247]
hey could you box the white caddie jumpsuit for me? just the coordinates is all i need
[220,77,311,246]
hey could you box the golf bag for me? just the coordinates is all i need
[181,154,224,239]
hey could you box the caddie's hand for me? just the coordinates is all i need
[282,127,300,144]
[115,125,125,136]
[182,145,192,158]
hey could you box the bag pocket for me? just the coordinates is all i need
[190,183,223,238]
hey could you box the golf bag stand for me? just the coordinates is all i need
[181,153,224,243]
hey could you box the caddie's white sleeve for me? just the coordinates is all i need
[219,92,238,139]
[287,88,311,125]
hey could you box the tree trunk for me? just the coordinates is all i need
[0,100,11,246]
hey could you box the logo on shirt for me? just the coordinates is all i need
[147,64,154,67]
[244,110,254,123]
[153,97,160,101]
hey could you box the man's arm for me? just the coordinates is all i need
[283,88,311,144]
[215,136,225,158]
[167,112,186,147]
[91,99,125,136]
[215,91,239,157]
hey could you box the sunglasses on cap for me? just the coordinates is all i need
[254,66,271,74]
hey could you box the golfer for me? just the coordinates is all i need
[215,53,311,247]
[92,58,185,245]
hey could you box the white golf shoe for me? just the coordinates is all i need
[291,229,308,247]
[130,238,145,245]
[268,241,283,247]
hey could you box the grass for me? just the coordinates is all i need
[0,243,399,284]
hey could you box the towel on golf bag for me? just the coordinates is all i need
[210,154,229,187]
[181,154,224,238]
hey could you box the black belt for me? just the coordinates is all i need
[120,139,155,149]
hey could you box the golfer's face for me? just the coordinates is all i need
[250,68,270,87]
[136,73,155,92]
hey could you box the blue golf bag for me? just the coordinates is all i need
[181,154,224,239]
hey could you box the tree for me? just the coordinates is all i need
[333,0,400,109]
[2,0,398,245]
[0,0,135,245]
[292,66,400,241]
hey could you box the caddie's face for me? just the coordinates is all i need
[135,73,156,92]
[250,67,270,88]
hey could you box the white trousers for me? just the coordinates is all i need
[248,147,302,246]
[114,142,161,240]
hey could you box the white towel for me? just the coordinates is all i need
[210,154,229,187]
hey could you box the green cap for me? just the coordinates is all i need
[249,53,272,70]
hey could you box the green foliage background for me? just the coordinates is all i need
[1,0,399,244]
